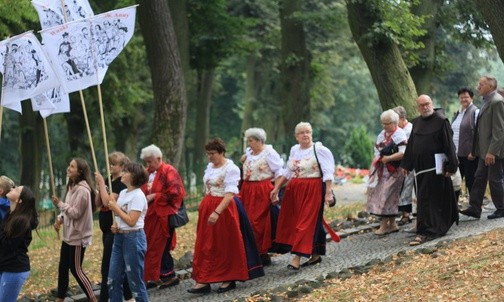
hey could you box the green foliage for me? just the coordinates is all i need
[188,0,250,70]
[353,0,426,64]
[343,126,374,169]
[0,0,38,37]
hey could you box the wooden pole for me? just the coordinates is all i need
[79,90,98,172]
[96,84,112,195]
[43,117,59,239]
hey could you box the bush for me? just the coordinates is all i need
[343,126,373,168]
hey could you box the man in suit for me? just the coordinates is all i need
[460,76,504,219]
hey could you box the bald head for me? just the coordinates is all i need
[416,94,434,117]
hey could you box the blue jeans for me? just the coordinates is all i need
[108,230,148,302]
[0,271,30,302]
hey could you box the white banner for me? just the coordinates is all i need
[3,102,23,113]
[40,5,137,94]
[36,87,70,118]
[0,32,60,108]
[32,0,94,29]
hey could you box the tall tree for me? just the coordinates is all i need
[346,0,418,115]
[188,0,245,181]
[137,0,187,167]
[408,0,443,94]
[474,0,504,65]
[279,0,312,144]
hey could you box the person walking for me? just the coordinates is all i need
[460,76,504,220]
[52,158,97,302]
[401,95,459,246]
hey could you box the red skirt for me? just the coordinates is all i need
[192,195,249,283]
[275,178,323,256]
[240,179,273,254]
[143,207,176,281]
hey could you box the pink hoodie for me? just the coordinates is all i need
[57,180,93,247]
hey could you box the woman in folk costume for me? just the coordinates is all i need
[270,122,338,270]
[188,138,264,294]
[140,144,185,289]
[367,109,407,235]
[240,128,284,266]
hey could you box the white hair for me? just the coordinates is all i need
[294,121,312,135]
[140,144,162,160]
[380,109,399,124]
[244,128,267,143]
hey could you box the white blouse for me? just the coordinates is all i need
[283,142,335,182]
[203,159,240,197]
[243,145,284,181]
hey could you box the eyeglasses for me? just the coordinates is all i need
[417,102,432,108]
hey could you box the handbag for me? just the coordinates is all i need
[169,201,189,229]
[313,144,336,207]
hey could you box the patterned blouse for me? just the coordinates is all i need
[203,159,240,197]
[243,145,284,181]
[283,142,335,182]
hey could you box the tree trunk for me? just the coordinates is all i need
[19,102,43,199]
[137,0,187,168]
[241,54,257,134]
[346,1,418,117]
[409,0,443,94]
[474,0,504,65]
[193,69,215,184]
[279,0,312,145]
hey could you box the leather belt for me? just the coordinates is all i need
[117,228,142,234]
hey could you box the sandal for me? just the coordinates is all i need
[409,235,428,246]
[398,217,412,226]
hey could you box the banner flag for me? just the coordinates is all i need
[37,87,70,118]
[0,32,60,108]
[40,5,137,94]
[32,0,94,29]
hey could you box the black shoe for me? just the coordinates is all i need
[300,256,322,267]
[459,207,481,219]
[488,209,504,219]
[216,281,236,293]
[159,277,180,289]
[187,284,211,294]
[287,264,299,270]
[260,254,272,266]
[146,281,159,289]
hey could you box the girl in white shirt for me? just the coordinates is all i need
[104,163,148,302]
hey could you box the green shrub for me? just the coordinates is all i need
[343,126,373,169]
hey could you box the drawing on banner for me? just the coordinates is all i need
[57,29,93,80]
[3,41,50,90]
[0,32,59,107]
[94,19,128,67]
[32,0,94,29]
[36,87,70,118]
[41,5,137,94]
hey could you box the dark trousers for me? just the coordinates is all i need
[469,158,504,214]
[99,231,132,302]
[160,228,175,278]
[57,242,95,300]
[458,156,478,193]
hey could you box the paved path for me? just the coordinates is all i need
[147,206,504,302]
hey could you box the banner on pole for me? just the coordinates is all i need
[32,0,94,29]
[0,32,60,110]
[40,5,137,94]
[33,87,71,118]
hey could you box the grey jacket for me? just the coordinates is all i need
[472,91,504,158]
[452,103,478,157]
